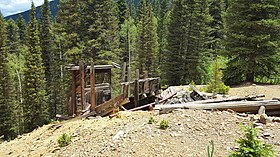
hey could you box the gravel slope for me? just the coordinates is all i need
[1,109,280,157]
[1,84,280,157]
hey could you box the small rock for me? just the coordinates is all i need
[272,117,280,123]
[259,114,268,124]
[113,130,124,141]
[255,125,263,130]
[258,106,266,115]
[237,113,247,117]
[262,132,271,137]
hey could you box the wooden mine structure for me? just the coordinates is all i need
[60,62,161,119]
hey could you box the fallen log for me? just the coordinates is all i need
[194,94,265,104]
[155,100,280,114]
[109,90,179,118]
[56,114,72,120]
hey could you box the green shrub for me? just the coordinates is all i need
[159,120,169,129]
[148,116,156,124]
[206,58,230,94]
[207,140,215,157]
[229,125,275,157]
[206,82,230,94]
[57,133,72,147]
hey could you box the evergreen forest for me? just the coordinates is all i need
[0,0,280,140]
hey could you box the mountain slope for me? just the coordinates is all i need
[4,0,59,23]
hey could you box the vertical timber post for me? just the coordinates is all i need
[134,69,139,108]
[80,62,85,111]
[90,63,96,112]
[144,71,148,93]
[127,67,131,97]
[120,62,127,94]
[157,77,161,94]
[71,70,76,116]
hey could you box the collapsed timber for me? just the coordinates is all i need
[56,62,161,120]
[56,63,280,120]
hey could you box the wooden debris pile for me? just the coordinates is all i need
[155,84,280,116]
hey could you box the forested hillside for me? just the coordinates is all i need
[0,0,280,140]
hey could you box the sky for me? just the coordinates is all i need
[0,0,45,17]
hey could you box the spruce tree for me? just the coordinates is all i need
[120,15,137,69]
[117,0,130,63]
[223,0,280,85]
[86,0,120,65]
[55,0,84,64]
[209,0,224,57]
[40,0,56,119]
[6,19,20,55]
[165,0,185,85]
[117,0,128,27]
[166,0,211,85]
[22,2,47,133]
[158,0,171,81]
[8,17,27,136]
[0,12,15,140]
[16,15,27,44]
[136,0,159,77]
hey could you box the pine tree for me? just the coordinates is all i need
[158,0,171,81]
[128,0,137,22]
[166,0,211,85]
[16,15,27,44]
[7,17,28,136]
[117,0,130,63]
[223,0,280,85]
[151,0,160,18]
[6,19,20,55]
[164,0,185,85]
[136,0,159,77]
[209,0,224,57]
[22,2,47,133]
[86,0,120,65]
[55,0,84,64]
[40,0,56,119]
[117,0,128,27]
[0,12,15,140]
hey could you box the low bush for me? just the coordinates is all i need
[57,133,72,147]
[148,116,156,124]
[229,125,275,157]
[159,120,169,129]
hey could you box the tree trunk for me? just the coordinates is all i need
[246,71,254,82]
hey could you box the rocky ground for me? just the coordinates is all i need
[1,84,280,157]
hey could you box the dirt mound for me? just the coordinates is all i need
[1,109,280,157]
[1,84,280,157]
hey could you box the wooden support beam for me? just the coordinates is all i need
[134,69,140,108]
[156,78,161,94]
[144,71,149,93]
[71,70,77,116]
[90,63,96,112]
[95,94,125,116]
[109,68,112,99]
[120,62,127,94]
[80,62,86,111]
[127,67,131,97]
